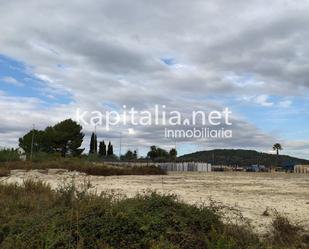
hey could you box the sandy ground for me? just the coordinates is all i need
[2,170,309,234]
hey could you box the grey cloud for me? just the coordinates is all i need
[0,0,308,158]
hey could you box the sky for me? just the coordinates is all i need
[0,0,309,159]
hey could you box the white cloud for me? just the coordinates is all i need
[255,95,274,107]
[278,100,292,108]
[0,0,308,158]
[1,76,24,87]
[34,74,53,83]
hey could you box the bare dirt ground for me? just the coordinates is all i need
[2,170,309,234]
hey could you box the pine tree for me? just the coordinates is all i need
[19,119,84,157]
[133,150,138,160]
[169,148,177,161]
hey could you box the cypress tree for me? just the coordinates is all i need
[107,141,113,156]
[99,140,106,157]
[102,140,106,156]
[94,135,97,153]
[110,144,114,155]
[89,132,97,154]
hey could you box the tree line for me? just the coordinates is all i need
[18,118,178,161]
[147,146,177,161]
[89,132,114,157]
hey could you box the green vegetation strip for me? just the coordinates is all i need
[0,159,166,176]
[0,180,308,249]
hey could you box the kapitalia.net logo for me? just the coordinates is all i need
[76,105,233,139]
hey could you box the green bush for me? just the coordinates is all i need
[0,148,20,162]
[0,181,307,249]
[0,181,273,248]
[30,152,62,162]
[1,159,166,176]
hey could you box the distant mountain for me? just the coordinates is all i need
[178,149,309,167]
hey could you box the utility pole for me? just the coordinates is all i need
[30,124,35,161]
[119,131,122,159]
[94,125,97,154]
[135,147,139,161]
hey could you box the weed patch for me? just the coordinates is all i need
[0,180,307,248]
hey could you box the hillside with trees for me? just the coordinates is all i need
[179,149,309,167]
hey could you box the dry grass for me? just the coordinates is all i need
[0,179,308,249]
[0,168,9,177]
[269,211,306,248]
[0,159,166,176]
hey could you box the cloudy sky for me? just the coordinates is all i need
[0,0,309,158]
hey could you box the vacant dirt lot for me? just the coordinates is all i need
[2,170,309,233]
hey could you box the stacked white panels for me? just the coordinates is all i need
[197,163,202,172]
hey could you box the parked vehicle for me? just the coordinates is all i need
[246,164,267,172]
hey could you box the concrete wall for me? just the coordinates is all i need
[154,162,212,172]
[107,161,212,172]
[294,165,309,174]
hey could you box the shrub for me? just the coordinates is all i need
[0,180,269,249]
[269,211,305,248]
[1,159,166,176]
[0,168,9,177]
[0,148,20,162]
[0,180,308,249]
